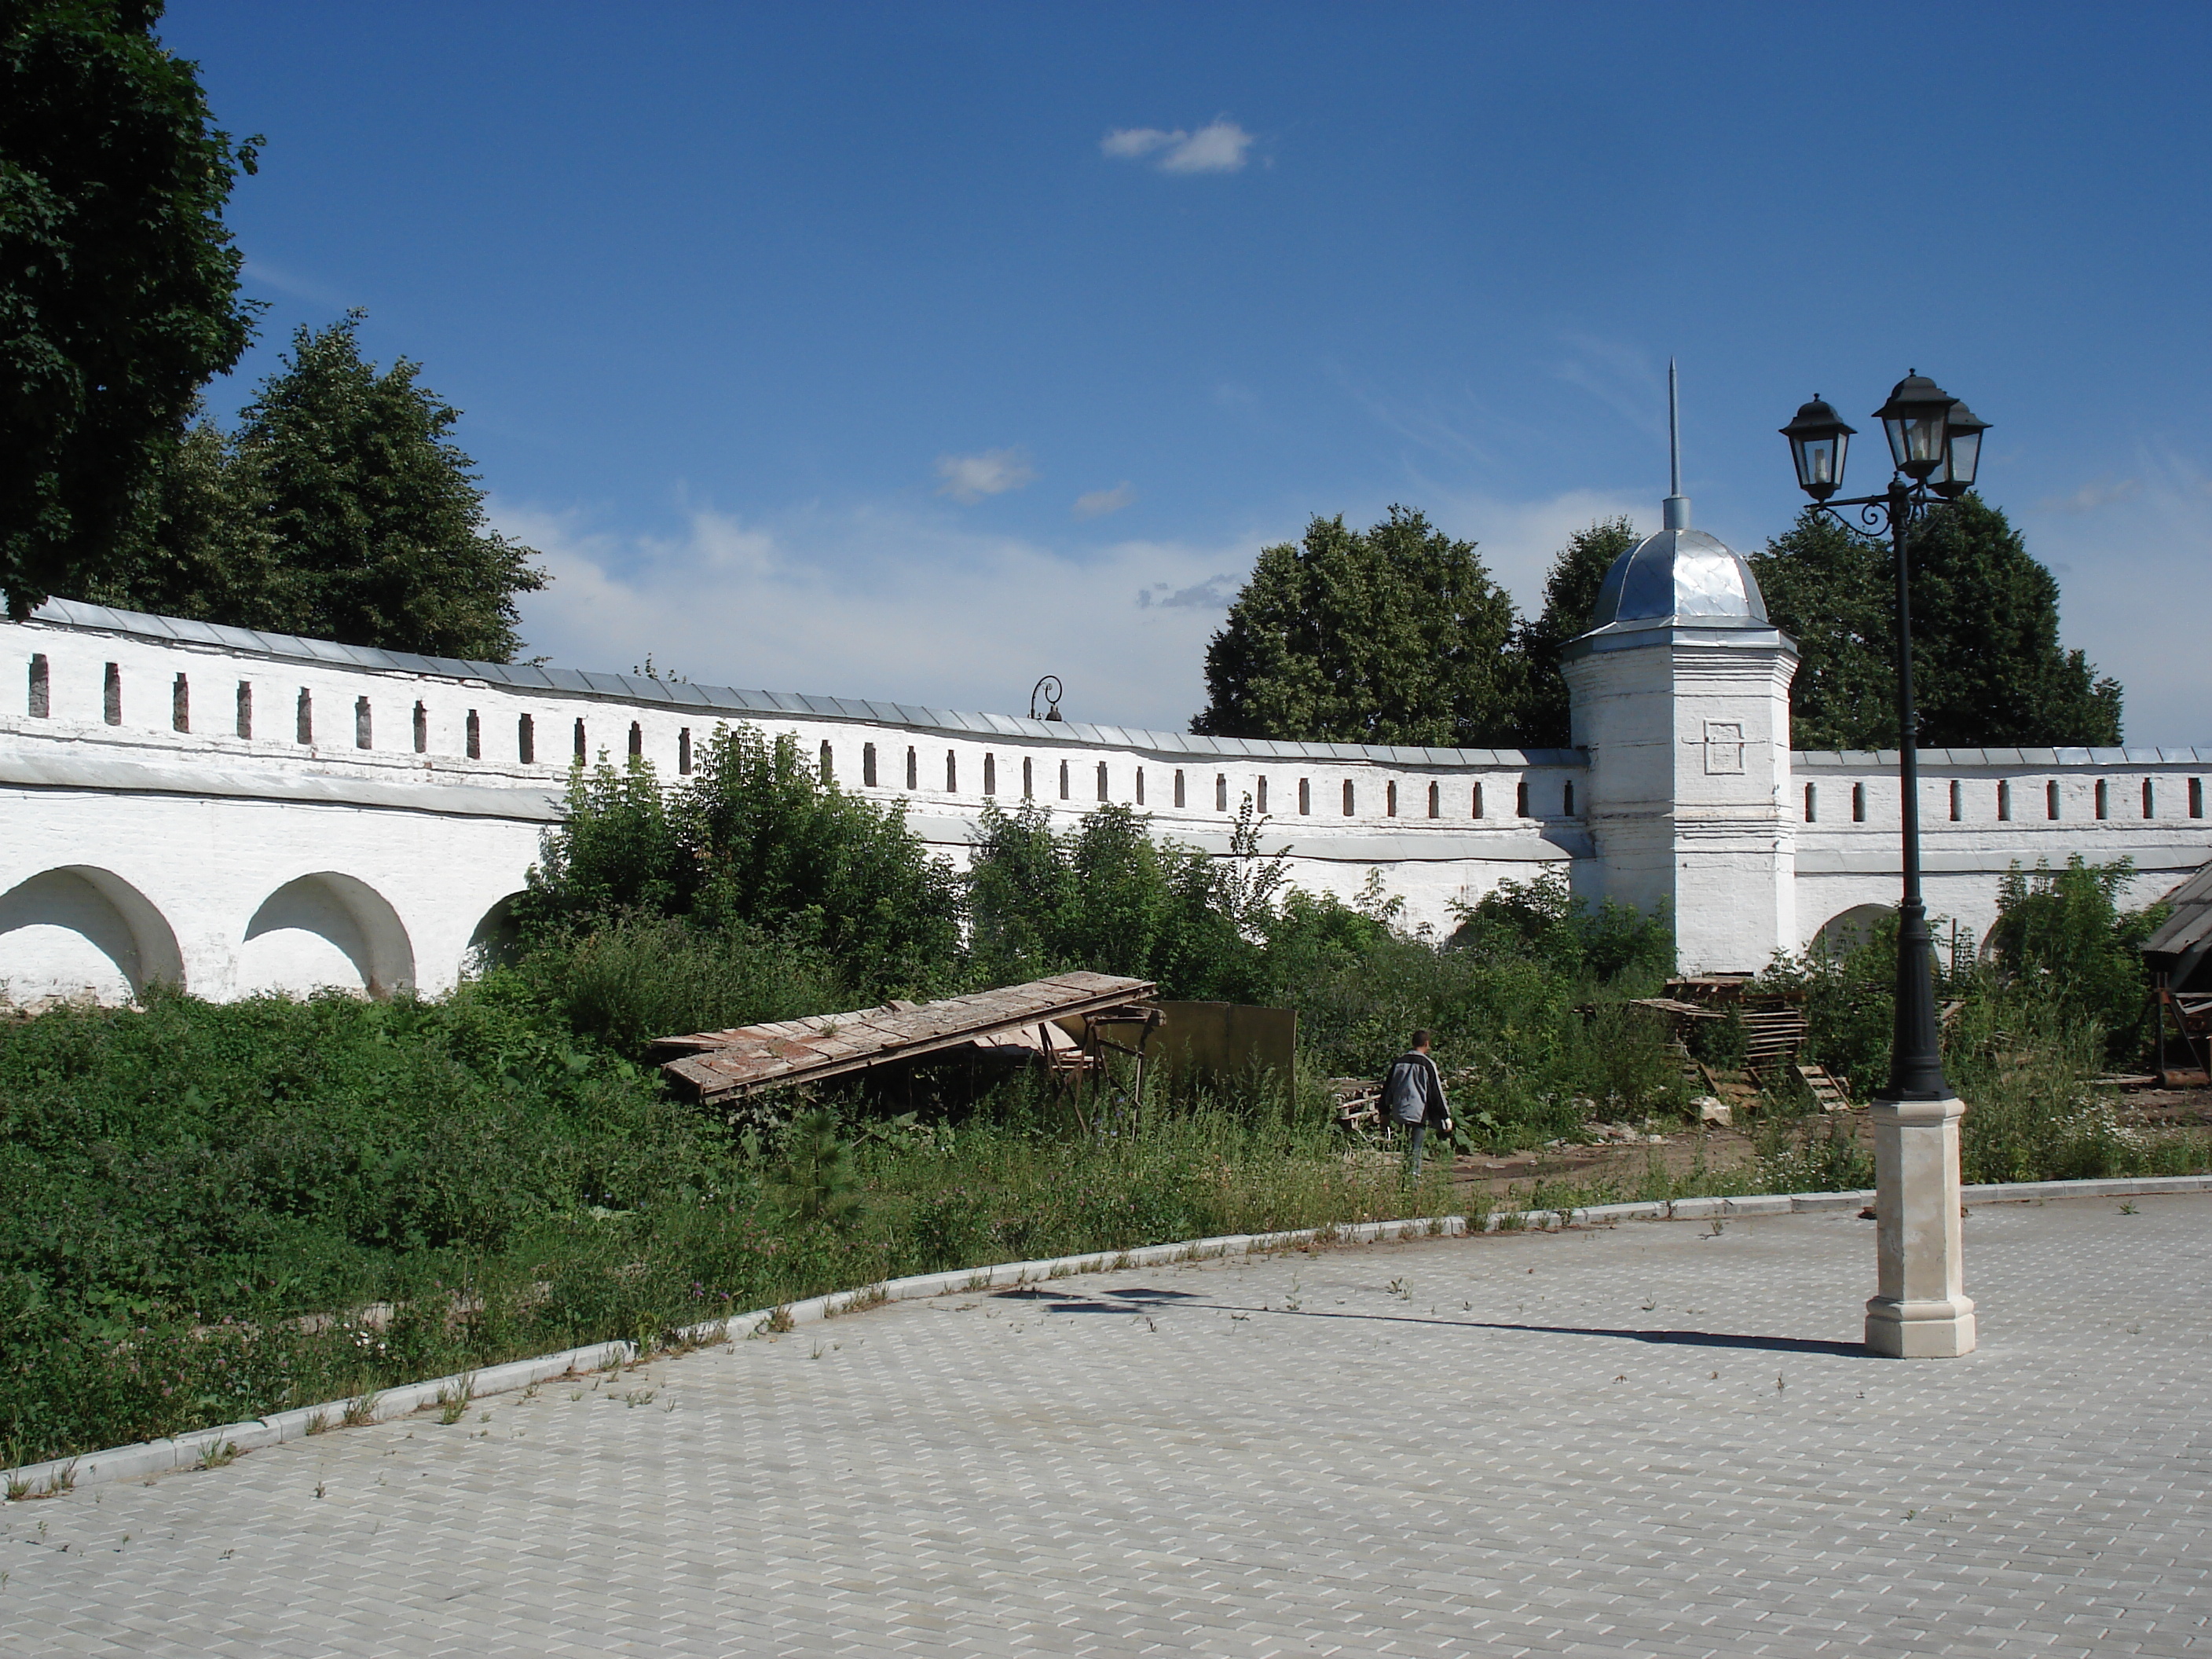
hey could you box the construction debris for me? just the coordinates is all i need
[652,972,1156,1105]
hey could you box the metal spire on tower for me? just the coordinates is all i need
[1663,357,1690,530]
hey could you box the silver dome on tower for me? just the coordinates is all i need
[1576,360,1774,645]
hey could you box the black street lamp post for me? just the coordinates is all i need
[1780,372,1985,1107]
[1782,372,1987,1358]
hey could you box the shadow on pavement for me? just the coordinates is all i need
[1016,1285,1867,1357]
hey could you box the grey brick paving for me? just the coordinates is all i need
[6,1196,2212,1655]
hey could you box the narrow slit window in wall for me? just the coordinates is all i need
[1022,756,1033,798]
[1804,782,1817,822]
[172,673,189,733]
[235,681,251,739]
[1215,774,1228,811]
[907,747,919,789]
[355,696,372,749]
[415,701,430,754]
[1298,778,1311,815]
[1472,782,1485,819]
[465,709,481,759]
[946,750,958,793]
[1097,760,1108,801]
[1257,777,1268,813]
[629,722,643,760]
[518,712,534,764]
[296,689,313,745]
[2192,778,2205,819]
[1174,769,1185,808]
[28,654,49,717]
[678,728,691,775]
[1133,767,1144,805]
[1342,780,1354,816]
[1949,779,1961,822]
[1057,758,1068,799]
[104,662,121,725]
[983,753,996,795]
[1427,781,1440,819]
[1563,781,1575,816]
[2144,778,2155,819]
[1516,779,1529,818]
[862,742,877,787]
[1386,780,1397,817]
[1998,779,2012,820]
[2094,778,2108,820]
[2047,780,2060,819]
[1851,783,1866,822]
[573,719,587,762]
[822,742,835,784]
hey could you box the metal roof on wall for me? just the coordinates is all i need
[24,597,1583,769]
[1795,746,2212,767]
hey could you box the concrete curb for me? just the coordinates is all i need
[9,1171,2210,1502]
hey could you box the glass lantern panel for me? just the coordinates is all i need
[1885,412,1946,473]
[1944,425,1982,487]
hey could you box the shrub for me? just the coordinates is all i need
[519,726,963,1002]
[1988,856,2167,1061]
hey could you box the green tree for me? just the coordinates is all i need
[1512,517,1636,748]
[1905,494,2122,749]
[229,314,545,661]
[82,408,284,627]
[1191,507,1523,747]
[1749,496,2122,751]
[1,0,259,617]
[1748,508,1896,752]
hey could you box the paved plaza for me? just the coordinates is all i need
[5,1194,2210,1657]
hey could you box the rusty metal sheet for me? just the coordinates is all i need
[652,972,1156,1104]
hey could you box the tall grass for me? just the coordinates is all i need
[0,991,1456,1468]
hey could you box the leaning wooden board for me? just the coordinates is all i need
[652,972,1156,1104]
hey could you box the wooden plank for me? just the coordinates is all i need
[655,972,1158,1103]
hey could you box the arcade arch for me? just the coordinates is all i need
[463,892,527,975]
[1811,903,1893,961]
[240,872,415,997]
[0,866,185,1004]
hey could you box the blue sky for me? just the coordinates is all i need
[167,2,2211,741]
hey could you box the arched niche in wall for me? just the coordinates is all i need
[1810,903,1895,962]
[0,866,185,1005]
[463,892,527,975]
[240,872,416,998]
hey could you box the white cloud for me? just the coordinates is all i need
[1101,128,1175,160]
[1100,119,1254,174]
[2034,475,2141,515]
[1137,575,1239,611]
[934,448,1035,504]
[496,498,1263,732]
[1073,482,1135,518]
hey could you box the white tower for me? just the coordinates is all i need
[1560,364,1799,974]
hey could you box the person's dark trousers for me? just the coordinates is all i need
[1404,1122,1427,1181]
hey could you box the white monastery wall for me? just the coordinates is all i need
[0,602,1588,1003]
[1,600,2205,1006]
[1793,750,2212,958]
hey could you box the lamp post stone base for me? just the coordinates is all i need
[1864,1096,1977,1358]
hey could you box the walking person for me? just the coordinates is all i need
[1382,1030,1452,1181]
